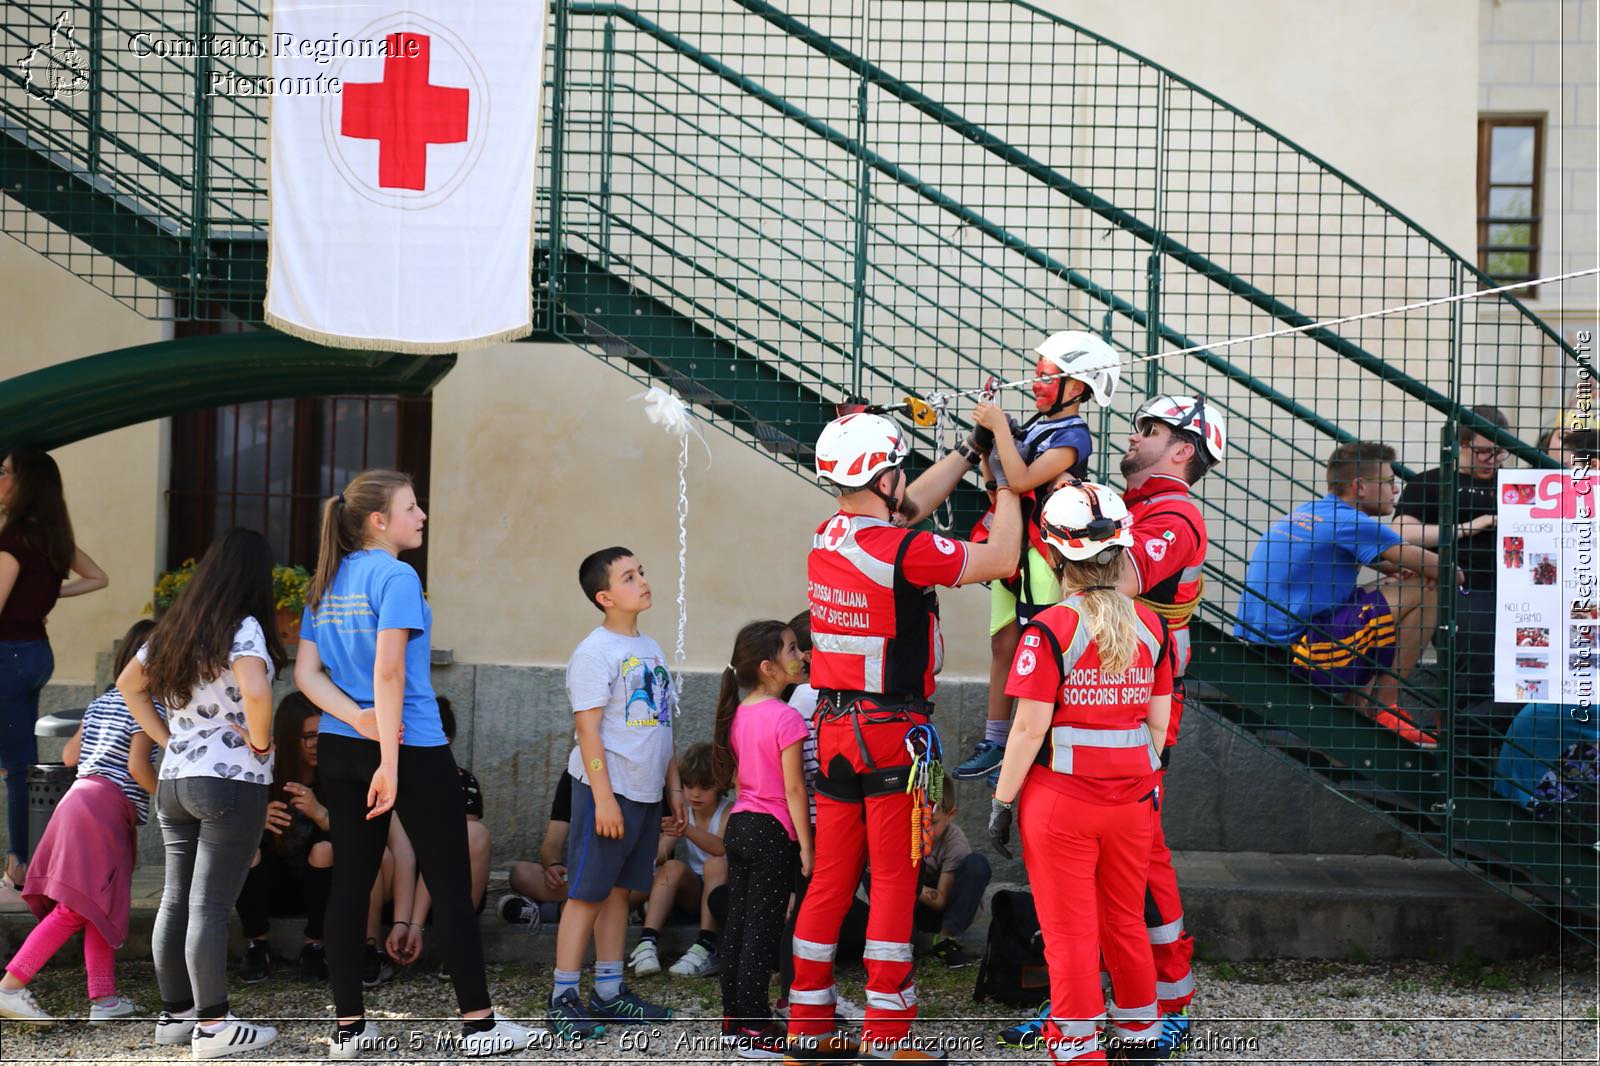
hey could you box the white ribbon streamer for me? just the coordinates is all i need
[633,386,710,706]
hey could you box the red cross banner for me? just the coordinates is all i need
[265,1,546,353]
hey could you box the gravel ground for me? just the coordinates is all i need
[2,952,1595,1063]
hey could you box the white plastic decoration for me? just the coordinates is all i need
[634,387,710,707]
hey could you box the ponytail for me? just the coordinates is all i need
[1057,551,1140,677]
[711,666,740,792]
[306,469,413,612]
[711,619,791,792]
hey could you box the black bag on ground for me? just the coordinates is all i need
[973,889,1049,1005]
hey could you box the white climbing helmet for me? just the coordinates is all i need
[1038,481,1134,562]
[1034,330,1121,407]
[1135,394,1227,465]
[814,412,909,489]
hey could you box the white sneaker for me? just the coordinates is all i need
[496,893,540,930]
[668,942,721,977]
[628,938,661,976]
[89,994,140,1023]
[190,1014,279,1059]
[459,1016,545,1057]
[156,1010,197,1045]
[0,985,53,1022]
[329,1020,385,1060]
[835,994,865,1022]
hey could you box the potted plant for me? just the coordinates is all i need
[273,564,310,646]
[148,559,197,616]
[150,560,309,647]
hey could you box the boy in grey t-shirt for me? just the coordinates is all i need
[548,548,684,1036]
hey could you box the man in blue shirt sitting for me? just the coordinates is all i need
[1237,441,1457,748]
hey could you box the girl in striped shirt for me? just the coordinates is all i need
[0,620,160,1023]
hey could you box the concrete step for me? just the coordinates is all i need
[0,851,1557,969]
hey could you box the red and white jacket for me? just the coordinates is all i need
[1005,596,1174,805]
[807,514,969,699]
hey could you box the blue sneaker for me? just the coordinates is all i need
[547,988,606,1040]
[587,987,672,1024]
[996,1000,1051,1049]
[1153,1009,1191,1059]
[986,765,1001,790]
[953,740,1005,779]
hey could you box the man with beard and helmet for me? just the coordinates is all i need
[787,412,1021,1064]
[1112,394,1223,1058]
[996,395,1223,1059]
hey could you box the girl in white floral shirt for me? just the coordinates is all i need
[120,528,285,1059]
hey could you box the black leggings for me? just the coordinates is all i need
[719,812,799,1025]
[319,734,488,1018]
[236,843,331,942]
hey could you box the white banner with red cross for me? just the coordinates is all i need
[266,0,546,353]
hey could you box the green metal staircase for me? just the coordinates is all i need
[3,0,1595,944]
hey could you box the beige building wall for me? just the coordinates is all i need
[0,235,166,684]
[1050,0,1480,253]
[4,1,1488,680]
[424,341,998,674]
[1479,0,1598,407]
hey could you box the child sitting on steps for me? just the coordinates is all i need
[630,742,730,978]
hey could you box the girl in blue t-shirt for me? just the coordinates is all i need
[295,469,534,1057]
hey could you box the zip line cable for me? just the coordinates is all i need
[930,266,1600,404]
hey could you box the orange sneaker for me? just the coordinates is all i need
[1370,705,1438,749]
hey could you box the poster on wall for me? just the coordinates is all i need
[1495,470,1599,703]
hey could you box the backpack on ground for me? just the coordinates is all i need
[973,889,1050,1006]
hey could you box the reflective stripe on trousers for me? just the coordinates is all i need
[1147,916,1184,945]
[1157,973,1196,1001]
[1048,723,1161,775]
[1043,1018,1101,1064]
[787,983,837,1006]
[793,937,837,962]
[1108,998,1160,1040]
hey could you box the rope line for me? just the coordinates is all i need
[933,266,1600,402]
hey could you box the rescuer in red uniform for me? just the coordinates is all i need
[788,412,1021,1063]
[988,482,1172,1065]
[1114,395,1227,1055]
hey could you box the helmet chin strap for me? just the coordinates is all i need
[1043,374,1074,415]
[870,468,906,517]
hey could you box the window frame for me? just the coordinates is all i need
[167,394,433,582]
[1476,114,1545,297]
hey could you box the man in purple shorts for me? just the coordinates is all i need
[1236,441,1459,748]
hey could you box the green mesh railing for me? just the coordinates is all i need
[2,0,1594,943]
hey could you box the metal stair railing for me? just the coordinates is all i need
[1,0,1593,943]
[542,1,1599,947]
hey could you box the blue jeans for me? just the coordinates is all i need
[0,639,53,863]
[914,852,994,937]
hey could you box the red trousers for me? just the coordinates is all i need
[1021,782,1159,1064]
[1146,773,1195,1013]
[790,714,921,1042]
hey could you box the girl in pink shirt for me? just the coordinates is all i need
[712,619,814,1058]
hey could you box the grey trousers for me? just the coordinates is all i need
[153,776,269,1017]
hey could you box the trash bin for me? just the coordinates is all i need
[28,709,85,858]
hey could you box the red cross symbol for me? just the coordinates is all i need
[823,516,851,551]
[340,33,469,191]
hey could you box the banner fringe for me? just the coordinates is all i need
[264,312,531,355]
